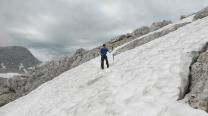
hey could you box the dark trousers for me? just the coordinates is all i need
[101,56,109,69]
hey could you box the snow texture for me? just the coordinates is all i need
[0,73,20,79]
[0,17,208,116]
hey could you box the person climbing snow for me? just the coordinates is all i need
[100,44,109,69]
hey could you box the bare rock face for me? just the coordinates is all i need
[0,77,16,106]
[107,20,172,51]
[74,48,87,55]
[133,26,150,37]
[149,20,172,32]
[114,22,190,55]
[107,34,134,51]
[194,7,208,20]
[180,15,187,20]
[185,49,208,112]
[131,20,172,38]
[71,48,95,68]
[0,46,40,73]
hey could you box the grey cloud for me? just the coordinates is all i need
[0,0,208,61]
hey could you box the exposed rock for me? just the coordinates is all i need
[107,20,172,51]
[71,48,97,68]
[107,34,134,51]
[0,77,17,106]
[180,15,187,20]
[149,20,172,32]
[132,20,172,37]
[0,92,16,106]
[184,43,208,112]
[114,22,190,55]
[0,46,40,73]
[194,7,208,20]
[75,48,88,55]
[132,26,150,37]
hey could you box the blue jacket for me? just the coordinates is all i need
[100,47,108,57]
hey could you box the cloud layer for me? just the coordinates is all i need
[1,0,208,61]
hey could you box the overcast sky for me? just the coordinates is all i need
[0,0,208,61]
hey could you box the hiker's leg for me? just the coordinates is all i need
[105,57,109,68]
[101,57,104,69]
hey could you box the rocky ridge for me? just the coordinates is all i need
[113,22,190,56]
[194,7,208,20]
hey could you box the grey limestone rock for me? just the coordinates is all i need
[0,77,17,106]
[133,26,150,37]
[185,49,208,112]
[0,46,40,73]
[149,20,172,32]
[114,22,190,55]
[194,7,208,20]
[180,15,187,20]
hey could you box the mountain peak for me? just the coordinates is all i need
[0,46,40,73]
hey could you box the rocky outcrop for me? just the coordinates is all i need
[180,15,187,20]
[194,7,208,20]
[0,77,16,106]
[184,43,208,112]
[106,20,172,52]
[149,20,172,32]
[106,34,134,51]
[0,46,40,73]
[114,22,190,55]
[132,26,150,37]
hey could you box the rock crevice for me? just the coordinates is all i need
[184,42,208,112]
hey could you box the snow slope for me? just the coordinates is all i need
[1,17,208,116]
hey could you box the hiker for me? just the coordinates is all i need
[100,44,109,69]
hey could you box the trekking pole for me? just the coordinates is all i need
[113,54,114,62]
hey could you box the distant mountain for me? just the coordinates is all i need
[0,46,41,73]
